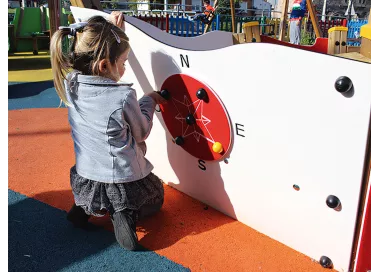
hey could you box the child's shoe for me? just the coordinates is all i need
[111,209,138,251]
[67,204,90,229]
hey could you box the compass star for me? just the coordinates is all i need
[172,95,215,144]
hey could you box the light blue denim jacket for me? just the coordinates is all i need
[65,72,156,183]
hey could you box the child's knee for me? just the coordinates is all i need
[138,201,163,220]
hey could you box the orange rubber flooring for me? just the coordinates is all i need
[8,107,332,272]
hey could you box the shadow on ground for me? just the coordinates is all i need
[8,57,51,71]
[8,81,61,110]
[29,187,235,252]
[8,189,190,272]
[9,81,54,99]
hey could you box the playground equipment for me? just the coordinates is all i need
[8,4,75,54]
[278,0,322,41]
[327,10,371,63]
[10,7,50,54]
[359,11,370,59]
[71,6,370,272]
[233,10,370,62]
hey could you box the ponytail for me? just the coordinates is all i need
[50,17,130,106]
[50,29,72,106]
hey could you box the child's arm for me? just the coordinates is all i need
[123,89,156,143]
[122,89,166,143]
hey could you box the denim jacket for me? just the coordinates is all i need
[64,72,156,183]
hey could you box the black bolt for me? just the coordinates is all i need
[196,88,208,100]
[341,41,346,46]
[185,114,196,125]
[174,136,184,145]
[335,76,353,93]
[326,195,341,209]
[160,89,170,100]
[335,41,340,46]
[319,256,333,269]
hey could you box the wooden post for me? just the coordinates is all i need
[47,0,59,36]
[339,28,348,54]
[279,0,288,41]
[230,0,236,33]
[305,0,322,38]
[328,28,340,55]
[243,21,261,42]
[232,33,246,44]
[70,0,84,8]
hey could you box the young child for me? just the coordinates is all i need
[50,14,166,251]
[190,0,215,23]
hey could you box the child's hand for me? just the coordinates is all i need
[109,11,125,31]
[147,92,167,105]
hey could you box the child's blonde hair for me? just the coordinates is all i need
[50,16,130,105]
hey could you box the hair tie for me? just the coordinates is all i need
[70,28,77,37]
[59,22,88,37]
[58,22,87,63]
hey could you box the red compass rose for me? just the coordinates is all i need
[159,74,232,161]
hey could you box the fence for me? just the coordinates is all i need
[134,13,367,46]
[134,14,168,31]
[133,13,206,36]
[8,7,365,46]
[133,14,274,37]
[347,19,368,46]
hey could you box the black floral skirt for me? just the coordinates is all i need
[70,166,164,217]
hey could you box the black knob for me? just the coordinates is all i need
[174,136,184,145]
[326,195,341,209]
[160,89,170,100]
[196,88,208,100]
[319,256,333,269]
[335,41,340,46]
[335,76,353,93]
[185,114,196,125]
[341,41,346,46]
